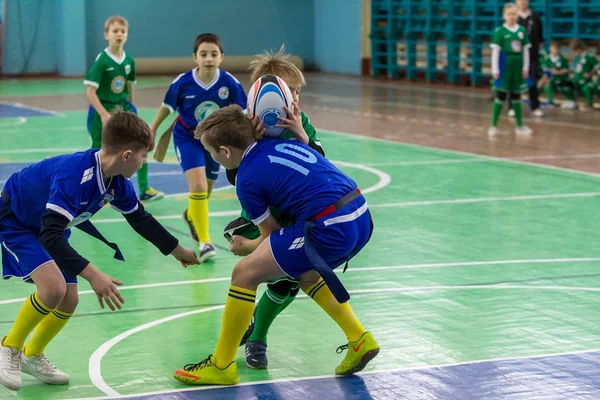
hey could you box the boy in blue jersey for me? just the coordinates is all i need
[150,33,247,262]
[227,47,325,370]
[174,105,379,386]
[0,110,199,391]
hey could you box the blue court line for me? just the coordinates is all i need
[0,102,60,118]
[89,350,600,400]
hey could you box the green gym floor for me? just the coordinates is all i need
[1,75,600,400]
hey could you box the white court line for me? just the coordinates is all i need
[93,160,390,220]
[75,346,600,399]
[306,74,492,99]
[368,192,600,208]
[86,285,600,397]
[0,147,80,154]
[92,191,600,224]
[0,117,27,128]
[365,153,600,167]
[303,94,600,132]
[3,257,599,307]
[321,129,600,180]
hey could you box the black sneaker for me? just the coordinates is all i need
[182,209,198,242]
[245,341,268,369]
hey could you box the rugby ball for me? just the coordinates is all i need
[247,74,294,137]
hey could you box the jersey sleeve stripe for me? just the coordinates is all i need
[162,102,175,113]
[252,209,271,226]
[83,80,100,88]
[46,204,75,221]
[490,44,501,49]
[111,203,139,215]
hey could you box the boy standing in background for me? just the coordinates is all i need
[84,15,164,202]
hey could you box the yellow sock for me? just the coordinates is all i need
[189,192,210,243]
[4,292,52,350]
[305,279,365,343]
[24,309,73,356]
[213,285,256,368]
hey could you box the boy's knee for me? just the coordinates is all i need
[189,181,208,193]
[38,280,67,309]
[231,259,262,290]
[59,288,79,313]
[299,271,322,291]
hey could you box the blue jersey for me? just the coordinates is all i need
[2,149,139,231]
[162,68,247,134]
[236,139,358,225]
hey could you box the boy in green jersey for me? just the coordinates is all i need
[540,40,576,109]
[84,16,164,202]
[488,3,533,136]
[570,39,598,111]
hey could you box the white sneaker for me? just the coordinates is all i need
[508,109,515,117]
[0,337,22,391]
[532,109,544,117]
[21,352,70,385]
[515,126,533,135]
[487,126,498,136]
[199,242,216,263]
[561,100,576,109]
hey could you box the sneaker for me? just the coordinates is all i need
[183,209,199,243]
[508,109,515,117]
[199,242,216,263]
[515,125,533,135]
[139,187,165,202]
[174,354,239,385]
[532,109,544,117]
[561,100,577,109]
[487,126,498,136]
[21,352,70,385]
[334,331,380,375]
[0,337,21,391]
[245,341,268,370]
[239,308,256,347]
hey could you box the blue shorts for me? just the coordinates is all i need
[0,212,77,284]
[269,195,372,278]
[173,124,220,180]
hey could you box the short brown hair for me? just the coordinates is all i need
[193,33,223,54]
[570,39,585,51]
[249,45,305,86]
[550,39,562,48]
[195,105,258,150]
[102,108,154,152]
[104,16,128,33]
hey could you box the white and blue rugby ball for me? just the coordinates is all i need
[247,74,294,137]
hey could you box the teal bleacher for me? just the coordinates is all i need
[371,0,600,85]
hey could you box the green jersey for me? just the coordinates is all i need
[543,54,570,82]
[573,52,598,76]
[280,111,318,142]
[84,49,136,104]
[491,24,530,93]
[491,24,530,57]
